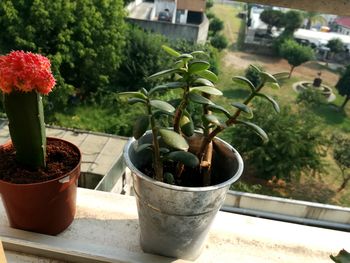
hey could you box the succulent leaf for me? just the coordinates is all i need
[162,45,181,57]
[150,100,175,113]
[190,86,222,96]
[133,115,149,139]
[232,76,255,92]
[148,68,181,80]
[236,120,268,143]
[188,60,210,74]
[159,129,189,151]
[188,92,214,105]
[196,69,218,83]
[167,151,199,168]
[256,93,280,113]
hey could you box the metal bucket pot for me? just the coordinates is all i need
[123,131,243,260]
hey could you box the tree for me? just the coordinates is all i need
[209,17,224,35]
[210,34,228,50]
[335,65,350,110]
[229,100,326,182]
[260,9,284,34]
[0,0,127,109]
[332,136,350,192]
[303,11,327,29]
[116,26,172,91]
[279,39,314,78]
[282,10,303,34]
[327,38,344,59]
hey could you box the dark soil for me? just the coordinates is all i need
[0,139,80,184]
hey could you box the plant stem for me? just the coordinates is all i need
[173,84,190,133]
[147,101,163,182]
[198,84,264,161]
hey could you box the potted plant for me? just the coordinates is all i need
[121,46,282,260]
[0,51,81,235]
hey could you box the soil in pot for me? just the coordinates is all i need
[0,139,80,183]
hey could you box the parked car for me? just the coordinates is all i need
[158,10,171,22]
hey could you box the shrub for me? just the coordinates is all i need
[209,17,224,34]
[229,99,326,182]
[296,88,327,107]
[245,64,263,87]
[210,35,228,50]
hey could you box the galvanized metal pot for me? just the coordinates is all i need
[123,131,243,260]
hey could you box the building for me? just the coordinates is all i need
[335,17,350,36]
[127,0,209,43]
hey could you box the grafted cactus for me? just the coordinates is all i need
[4,90,46,168]
[0,51,55,169]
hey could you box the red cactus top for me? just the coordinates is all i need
[0,51,56,95]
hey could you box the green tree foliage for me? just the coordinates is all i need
[336,65,350,110]
[259,9,284,34]
[210,34,228,50]
[332,136,350,192]
[279,39,314,78]
[206,0,214,9]
[117,26,172,91]
[229,100,326,182]
[327,38,345,54]
[209,17,224,35]
[0,0,127,111]
[303,11,326,29]
[282,10,303,34]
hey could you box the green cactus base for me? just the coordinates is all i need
[4,90,46,169]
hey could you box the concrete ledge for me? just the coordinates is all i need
[224,190,350,230]
[1,188,349,262]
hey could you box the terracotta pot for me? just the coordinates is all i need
[0,137,81,235]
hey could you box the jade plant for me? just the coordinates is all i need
[120,46,284,186]
[0,51,55,169]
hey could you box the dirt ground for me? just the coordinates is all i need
[224,51,340,85]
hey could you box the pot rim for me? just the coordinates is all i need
[123,132,244,192]
[0,137,81,187]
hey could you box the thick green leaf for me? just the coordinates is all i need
[180,115,194,137]
[232,76,255,92]
[260,72,278,83]
[159,147,170,154]
[193,78,214,87]
[196,69,218,83]
[232,102,251,114]
[268,82,281,89]
[150,100,175,113]
[174,60,185,69]
[149,82,185,95]
[190,86,222,96]
[167,151,199,168]
[330,249,350,263]
[236,120,268,143]
[128,98,147,105]
[190,50,208,57]
[273,72,289,81]
[188,60,210,74]
[256,93,280,113]
[204,114,224,127]
[162,45,181,57]
[141,88,148,96]
[249,64,261,73]
[118,91,147,100]
[159,129,189,151]
[133,115,149,139]
[164,172,175,185]
[178,53,193,60]
[188,92,214,105]
[148,68,181,80]
[207,104,231,118]
[136,143,152,153]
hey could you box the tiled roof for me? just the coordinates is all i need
[335,17,350,29]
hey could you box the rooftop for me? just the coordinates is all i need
[335,17,350,29]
